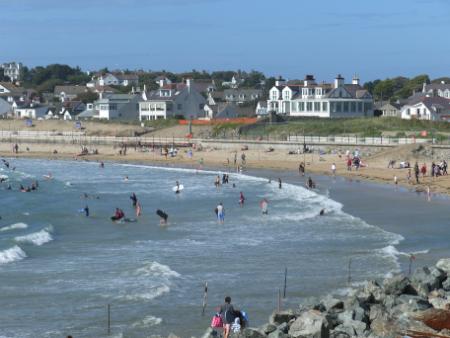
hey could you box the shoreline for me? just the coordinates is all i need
[1,141,450,197]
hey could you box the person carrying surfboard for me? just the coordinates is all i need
[175,181,180,194]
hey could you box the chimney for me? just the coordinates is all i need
[304,75,315,87]
[186,78,193,92]
[143,84,147,92]
[352,75,360,85]
[275,76,286,87]
[334,74,344,89]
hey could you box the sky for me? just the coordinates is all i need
[1,0,449,82]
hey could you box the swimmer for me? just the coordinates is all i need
[175,181,181,194]
[260,198,269,215]
[84,205,90,217]
[156,209,168,225]
[111,208,125,221]
[319,209,325,216]
[130,193,138,207]
[124,176,129,181]
[239,192,245,207]
[278,178,282,189]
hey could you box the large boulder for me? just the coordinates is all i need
[288,310,330,338]
[414,308,450,331]
[363,280,385,303]
[267,329,288,338]
[321,296,344,313]
[201,328,219,338]
[411,266,445,297]
[393,294,432,313]
[260,323,277,335]
[269,310,295,325]
[383,275,416,296]
[437,258,450,274]
[333,320,366,337]
[239,328,267,338]
[329,331,350,338]
[442,278,450,291]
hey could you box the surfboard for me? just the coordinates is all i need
[172,184,184,192]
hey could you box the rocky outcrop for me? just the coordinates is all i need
[199,260,450,338]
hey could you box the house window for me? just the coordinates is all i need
[336,102,342,112]
[407,108,410,115]
[343,101,349,112]
[322,102,328,112]
[283,91,290,100]
[308,88,314,96]
[364,102,372,113]
[299,102,305,111]
[271,91,278,100]
[302,88,308,96]
[314,102,320,111]
[291,102,296,112]
[306,102,312,111]
[316,88,322,96]
[350,102,356,112]
[177,104,182,110]
[358,102,363,112]
[109,104,117,110]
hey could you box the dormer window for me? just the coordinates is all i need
[271,90,279,100]
[302,88,308,96]
[283,91,290,100]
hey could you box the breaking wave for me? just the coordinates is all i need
[0,245,27,264]
[0,222,28,232]
[14,226,54,246]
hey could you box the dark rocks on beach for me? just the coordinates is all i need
[199,259,450,338]
[288,310,330,338]
[269,310,296,326]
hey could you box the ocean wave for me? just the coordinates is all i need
[121,285,171,301]
[14,226,53,246]
[378,245,429,259]
[0,222,28,232]
[0,245,27,264]
[131,315,162,328]
[134,261,180,278]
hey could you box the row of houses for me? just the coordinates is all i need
[379,82,450,121]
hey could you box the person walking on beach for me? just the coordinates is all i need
[216,202,225,224]
[414,162,420,184]
[219,296,236,338]
[394,175,398,187]
[421,163,427,177]
[331,163,336,176]
[84,205,89,217]
[347,157,352,171]
[407,169,412,184]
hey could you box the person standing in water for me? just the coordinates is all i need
[215,175,221,188]
[216,202,225,224]
[130,193,138,207]
[331,163,336,176]
[260,198,268,215]
[84,205,90,217]
[239,192,245,207]
[278,178,282,189]
[175,180,181,194]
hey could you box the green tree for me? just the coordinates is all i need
[75,91,99,104]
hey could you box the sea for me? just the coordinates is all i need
[0,158,448,337]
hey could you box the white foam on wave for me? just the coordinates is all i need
[122,285,171,301]
[134,261,180,278]
[14,226,53,246]
[0,222,28,232]
[0,245,27,264]
[378,245,429,258]
[131,315,162,328]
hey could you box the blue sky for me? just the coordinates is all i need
[1,0,449,82]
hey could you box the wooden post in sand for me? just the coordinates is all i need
[107,304,111,335]
[202,282,208,316]
[347,258,352,285]
[283,267,288,298]
[277,288,282,312]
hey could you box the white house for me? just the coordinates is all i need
[224,88,262,104]
[380,102,402,118]
[54,85,88,102]
[1,62,22,81]
[94,73,139,87]
[400,97,450,121]
[139,79,206,120]
[267,74,373,118]
[422,82,450,99]
[47,101,86,120]
[255,101,268,116]
[13,103,49,119]
[222,75,243,89]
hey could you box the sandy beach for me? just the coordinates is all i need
[2,140,450,196]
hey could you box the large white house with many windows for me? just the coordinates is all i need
[267,75,373,118]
